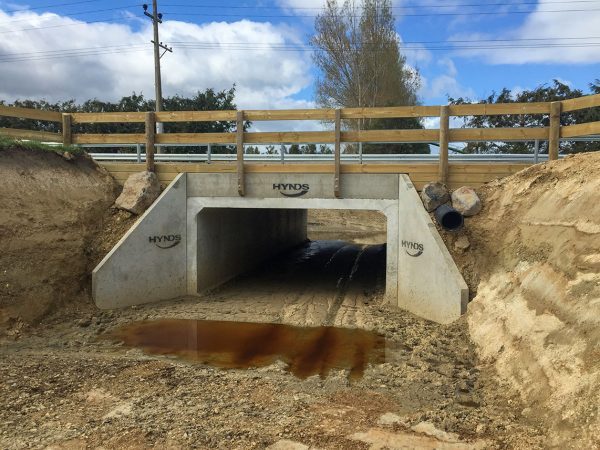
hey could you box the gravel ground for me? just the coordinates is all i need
[1,233,545,449]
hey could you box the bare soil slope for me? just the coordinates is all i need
[0,148,119,332]
[445,152,600,448]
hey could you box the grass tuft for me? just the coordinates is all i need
[0,134,85,156]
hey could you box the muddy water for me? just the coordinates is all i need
[109,319,386,380]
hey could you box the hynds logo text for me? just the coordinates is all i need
[402,240,424,257]
[149,234,181,249]
[273,183,310,197]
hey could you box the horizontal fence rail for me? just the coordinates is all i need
[89,152,562,163]
[1,93,599,194]
[97,161,535,192]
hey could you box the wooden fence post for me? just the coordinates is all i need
[549,101,561,161]
[236,110,245,196]
[334,109,342,198]
[61,113,72,146]
[145,112,156,172]
[438,105,449,184]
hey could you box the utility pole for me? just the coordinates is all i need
[143,2,172,151]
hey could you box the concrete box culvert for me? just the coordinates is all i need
[92,173,468,324]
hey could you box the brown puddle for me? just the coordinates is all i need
[107,319,386,380]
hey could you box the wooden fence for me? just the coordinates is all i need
[1,94,599,193]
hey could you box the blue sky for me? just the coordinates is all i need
[0,0,598,114]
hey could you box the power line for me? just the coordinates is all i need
[173,43,600,50]
[2,41,600,64]
[161,8,600,18]
[0,3,597,35]
[1,43,148,57]
[0,47,150,63]
[161,0,600,9]
[6,35,600,59]
[170,36,600,45]
[0,5,141,25]
[0,17,132,34]
[2,0,102,13]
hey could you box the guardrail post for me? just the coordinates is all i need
[236,110,245,196]
[334,109,342,198]
[438,105,450,184]
[207,144,212,164]
[534,139,540,163]
[61,113,72,146]
[145,112,156,172]
[549,101,561,161]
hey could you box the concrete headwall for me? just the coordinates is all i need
[196,208,307,291]
[93,174,187,309]
[93,172,468,324]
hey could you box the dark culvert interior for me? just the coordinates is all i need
[214,209,389,319]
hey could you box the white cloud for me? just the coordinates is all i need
[451,0,600,64]
[0,10,314,114]
[420,57,475,101]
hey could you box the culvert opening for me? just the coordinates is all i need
[196,208,387,300]
[435,205,464,231]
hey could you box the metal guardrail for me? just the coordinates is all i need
[83,135,592,165]
[89,151,561,164]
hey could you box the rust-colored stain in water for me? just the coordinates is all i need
[109,319,386,380]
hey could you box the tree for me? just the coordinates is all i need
[449,80,600,154]
[319,144,333,154]
[0,86,244,154]
[300,143,318,154]
[311,0,428,154]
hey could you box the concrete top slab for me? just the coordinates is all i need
[187,173,400,200]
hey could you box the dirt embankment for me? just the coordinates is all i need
[1,146,599,448]
[444,152,600,448]
[0,148,121,333]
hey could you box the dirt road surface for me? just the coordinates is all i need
[1,216,544,449]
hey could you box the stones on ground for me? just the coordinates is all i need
[377,412,407,427]
[411,421,461,443]
[420,182,450,212]
[114,171,161,215]
[266,440,311,450]
[350,428,486,449]
[77,317,91,328]
[62,152,75,161]
[102,401,133,420]
[454,235,471,252]
[451,187,482,217]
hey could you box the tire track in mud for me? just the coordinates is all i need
[206,240,386,328]
[324,245,367,326]
[268,241,387,328]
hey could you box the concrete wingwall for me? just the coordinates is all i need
[93,173,188,309]
[195,208,307,292]
[397,175,469,324]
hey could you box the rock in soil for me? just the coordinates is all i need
[451,186,482,216]
[454,235,471,252]
[114,171,161,215]
[420,182,450,212]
